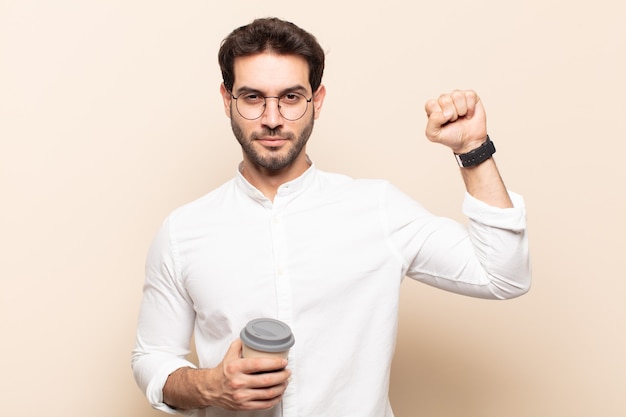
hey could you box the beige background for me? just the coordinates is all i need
[1,1,624,416]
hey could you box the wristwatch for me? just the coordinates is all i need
[454,136,496,168]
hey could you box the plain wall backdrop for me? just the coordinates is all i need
[1,1,625,416]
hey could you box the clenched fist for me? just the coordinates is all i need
[425,90,488,154]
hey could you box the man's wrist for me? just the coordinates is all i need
[454,136,496,168]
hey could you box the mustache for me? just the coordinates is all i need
[250,128,296,140]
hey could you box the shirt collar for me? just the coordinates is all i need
[235,160,317,204]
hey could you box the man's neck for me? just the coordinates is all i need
[240,155,311,201]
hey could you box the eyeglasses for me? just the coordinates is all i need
[230,91,312,121]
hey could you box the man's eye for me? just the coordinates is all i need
[282,93,300,103]
[242,94,262,103]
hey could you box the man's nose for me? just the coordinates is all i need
[261,97,283,128]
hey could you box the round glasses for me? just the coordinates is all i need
[230,91,312,121]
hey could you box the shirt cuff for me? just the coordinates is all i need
[146,361,198,415]
[462,190,527,233]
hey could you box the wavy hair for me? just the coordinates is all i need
[218,17,325,93]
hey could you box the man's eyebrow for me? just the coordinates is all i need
[233,86,262,96]
[234,85,310,96]
[279,85,309,96]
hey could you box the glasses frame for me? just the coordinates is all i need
[229,91,313,121]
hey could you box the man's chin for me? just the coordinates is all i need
[258,158,292,171]
[252,149,301,171]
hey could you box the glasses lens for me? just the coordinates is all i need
[278,93,308,120]
[235,94,264,119]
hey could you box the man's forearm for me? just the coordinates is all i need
[460,158,513,209]
[163,367,214,410]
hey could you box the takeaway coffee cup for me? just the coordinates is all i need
[240,318,295,359]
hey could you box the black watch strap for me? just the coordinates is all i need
[454,136,496,168]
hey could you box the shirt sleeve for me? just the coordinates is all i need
[131,216,198,414]
[384,184,531,299]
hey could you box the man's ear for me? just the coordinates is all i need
[312,84,326,120]
[219,83,232,118]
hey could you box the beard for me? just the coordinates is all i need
[230,111,315,171]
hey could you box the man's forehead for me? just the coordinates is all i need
[232,53,310,92]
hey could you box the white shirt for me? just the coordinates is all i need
[132,164,530,417]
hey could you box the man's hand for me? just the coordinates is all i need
[163,338,291,411]
[424,89,488,154]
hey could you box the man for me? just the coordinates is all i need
[132,17,530,417]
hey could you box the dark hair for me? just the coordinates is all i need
[218,17,325,93]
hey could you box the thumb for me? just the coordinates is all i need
[424,100,449,142]
[225,338,244,360]
[425,112,448,142]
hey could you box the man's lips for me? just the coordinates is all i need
[256,137,289,147]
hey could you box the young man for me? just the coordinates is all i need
[132,17,530,417]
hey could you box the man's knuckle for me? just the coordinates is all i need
[231,391,247,402]
[226,377,244,390]
[258,374,276,386]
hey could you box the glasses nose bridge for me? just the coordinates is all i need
[263,95,282,109]
[260,95,283,119]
